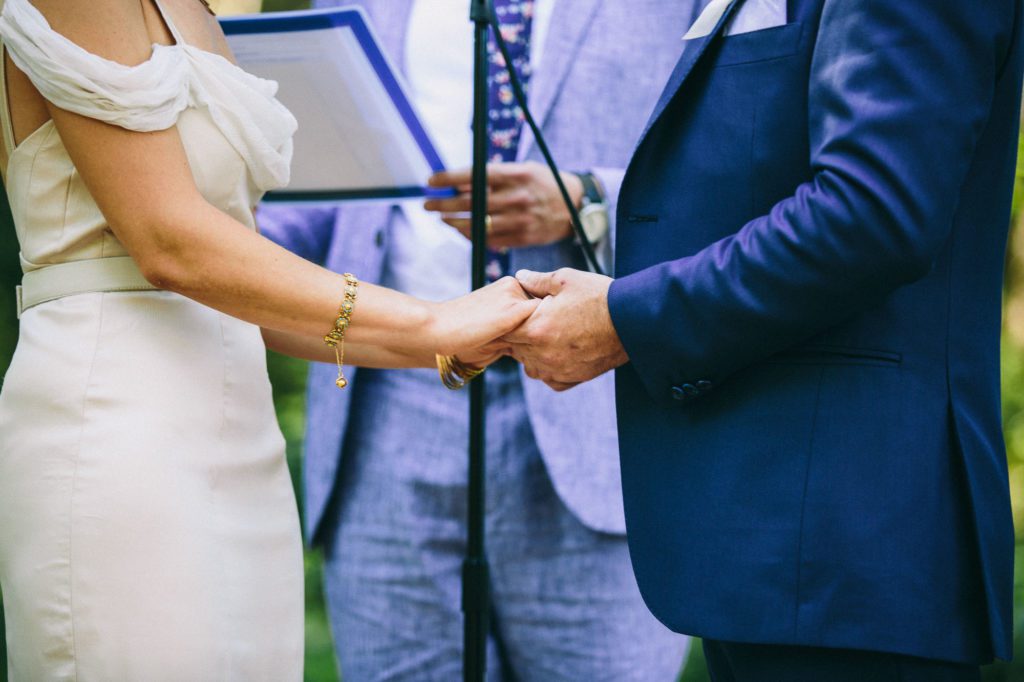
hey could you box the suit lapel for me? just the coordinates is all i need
[635,0,745,147]
[517,0,602,159]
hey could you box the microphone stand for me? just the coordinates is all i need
[463,2,491,681]
[462,2,607,680]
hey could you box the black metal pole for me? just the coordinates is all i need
[463,1,491,681]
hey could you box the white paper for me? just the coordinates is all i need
[223,14,438,198]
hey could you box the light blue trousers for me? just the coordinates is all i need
[321,365,689,681]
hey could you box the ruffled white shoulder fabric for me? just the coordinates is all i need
[0,0,296,191]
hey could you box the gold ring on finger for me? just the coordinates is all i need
[485,215,493,234]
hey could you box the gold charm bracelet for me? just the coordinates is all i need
[324,273,359,389]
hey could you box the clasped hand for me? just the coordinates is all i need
[423,162,625,390]
[503,268,628,391]
[443,268,628,392]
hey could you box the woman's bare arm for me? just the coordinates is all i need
[261,328,509,370]
[21,0,536,366]
[262,328,427,369]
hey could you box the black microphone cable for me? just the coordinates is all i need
[485,4,607,276]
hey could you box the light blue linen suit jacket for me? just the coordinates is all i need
[259,0,695,544]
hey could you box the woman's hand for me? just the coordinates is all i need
[429,277,539,357]
[457,340,514,370]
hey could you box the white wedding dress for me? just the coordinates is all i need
[0,0,304,679]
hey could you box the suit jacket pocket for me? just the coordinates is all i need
[768,345,903,367]
[713,21,804,67]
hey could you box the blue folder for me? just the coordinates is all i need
[220,8,454,202]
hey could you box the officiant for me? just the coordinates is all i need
[259,1,695,678]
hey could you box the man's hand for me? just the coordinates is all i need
[504,268,628,391]
[424,162,584,250]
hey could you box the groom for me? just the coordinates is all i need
[508,0,1024,679]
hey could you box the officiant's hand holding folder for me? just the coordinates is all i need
[221,7,457,202]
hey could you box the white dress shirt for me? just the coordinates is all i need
[382,0,555,301]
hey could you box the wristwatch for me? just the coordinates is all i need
[574,171,610,246]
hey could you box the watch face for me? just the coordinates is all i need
[580,203,610,244]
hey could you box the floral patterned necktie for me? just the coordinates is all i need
[485,0,534,282]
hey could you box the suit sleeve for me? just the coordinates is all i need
[256,205,338,266]
[607,0,1017,400]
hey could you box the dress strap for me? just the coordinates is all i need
[0,40,17,159]
[151,0,187,47]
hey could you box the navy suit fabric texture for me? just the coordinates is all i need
[608,0,1024,666]
[702,640,982,682]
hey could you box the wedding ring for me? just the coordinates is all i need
[485,215,493,234]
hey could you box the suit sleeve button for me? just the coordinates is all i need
[671,386,687,401]
[683,383,700,396]
[696,380,713,393]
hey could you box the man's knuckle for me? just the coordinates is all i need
[508,190,528,209]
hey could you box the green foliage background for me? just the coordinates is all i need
[0,2,1023,681]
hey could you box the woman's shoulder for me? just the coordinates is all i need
[0,0,196,132]
[4,0,225,67]
[11,0,156,67]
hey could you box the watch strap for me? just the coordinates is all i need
[576,171,606,207]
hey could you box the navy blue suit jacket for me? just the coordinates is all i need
[608,0,1024,664]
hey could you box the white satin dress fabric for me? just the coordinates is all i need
[0,0,304,679]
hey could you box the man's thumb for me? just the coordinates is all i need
[516,269,558,298]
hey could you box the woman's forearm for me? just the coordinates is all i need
[261,328,434,369]
[144,199,442,354]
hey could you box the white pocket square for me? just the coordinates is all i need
[726,0,787,36]
[683,0,787,41]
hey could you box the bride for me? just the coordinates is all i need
[0,0,536,678]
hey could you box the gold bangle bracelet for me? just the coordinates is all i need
[435,354,486,390]
[324,273,359,389]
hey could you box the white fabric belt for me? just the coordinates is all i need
[16,256,159,318]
